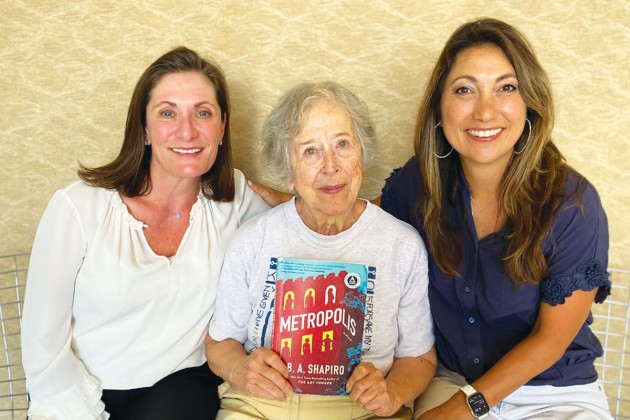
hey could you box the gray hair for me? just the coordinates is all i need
[262,81,376,183]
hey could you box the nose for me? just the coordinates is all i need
[472,92,497,122]
[322,149,339,175]
[176,114,198,141]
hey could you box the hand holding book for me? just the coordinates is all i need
[206,337,293,401]
[347,361,400,417]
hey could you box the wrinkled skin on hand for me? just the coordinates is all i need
[228,347,293,401]
[346,362,401,417]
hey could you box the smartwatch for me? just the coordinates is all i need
[460,384,490,419]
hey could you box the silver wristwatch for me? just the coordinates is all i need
[460,384,490,419]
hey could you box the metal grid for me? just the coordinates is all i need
[592,268,630,420]
[0,253,29,420]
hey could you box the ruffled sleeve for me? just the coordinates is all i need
[540,178,610,306]
[22,186,109,419]
[541,259,611,305]
[26,373,108,419]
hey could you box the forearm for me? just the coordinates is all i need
[386,350,437,407]
[472,290,598,408]
[205,334,293,400]
[204,336,247,383]
[471,331,566,407]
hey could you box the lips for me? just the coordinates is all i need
[171,148,202,154]
[320,184,345,194]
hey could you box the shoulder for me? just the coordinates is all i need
[380,157,421,224]
[231,168,249,202]
[233,168,247,188]
[208,169,270,224]
[553,169,606,233]
[54,180,115,211]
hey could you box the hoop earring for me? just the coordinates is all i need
[433,122,454,159]
[514,119,531,155]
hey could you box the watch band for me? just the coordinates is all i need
[460,384,477,397]
[460,384,490,419]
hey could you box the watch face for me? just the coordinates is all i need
[468,392,490,416]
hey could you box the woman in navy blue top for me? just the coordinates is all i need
[381,18,612,420]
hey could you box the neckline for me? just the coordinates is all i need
[112,190,204,230]
[285,197,374,246]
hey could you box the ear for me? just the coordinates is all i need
[144,129,151,146]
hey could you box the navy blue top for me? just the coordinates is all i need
[381,157,611,386]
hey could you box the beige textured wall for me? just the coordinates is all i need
[1,1,629,267]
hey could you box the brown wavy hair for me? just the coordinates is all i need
[78,46,234,201]
[414,18,584,284]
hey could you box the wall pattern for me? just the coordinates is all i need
[1,1,629,267]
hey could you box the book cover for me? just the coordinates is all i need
[271,257,369,395]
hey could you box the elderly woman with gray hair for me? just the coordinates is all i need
[205,81,437,419]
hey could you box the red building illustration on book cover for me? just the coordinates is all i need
[271,257,369,395]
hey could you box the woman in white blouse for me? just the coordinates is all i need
[21,46,269,420]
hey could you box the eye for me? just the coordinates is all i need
[338,140,349,148]
[499,84,518,92]
[161,110,175,118]
[304,147,316,156]
[197,110,211,118]
[454,86,472,95]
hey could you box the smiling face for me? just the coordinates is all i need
[145,71,225,185]
[289,99,363,228]
[440,45,527,173]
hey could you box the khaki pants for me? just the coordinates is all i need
[217,382,412,420]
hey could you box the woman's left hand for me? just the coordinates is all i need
[346,362,400,417]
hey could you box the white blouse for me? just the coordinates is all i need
[21,169,269,420]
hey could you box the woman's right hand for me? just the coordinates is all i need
[248,181,293,207]
[227,346,293,401]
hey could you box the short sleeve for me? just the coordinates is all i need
[540,180,610,306]
[380,157,421,225]
[208,221,260,346]
[394,234,434,358]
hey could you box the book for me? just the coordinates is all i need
[271,257,369,395]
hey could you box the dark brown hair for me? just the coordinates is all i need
[414,18,583,284]
[78,46,234,201]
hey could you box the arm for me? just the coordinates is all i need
[205,335,293,401]
[21,189,108,419]
[348,348,437,417]
[247,180,293,207]
[419,290,597,419]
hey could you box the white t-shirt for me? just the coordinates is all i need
[210,198,434,375]
[21,169,269,420]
